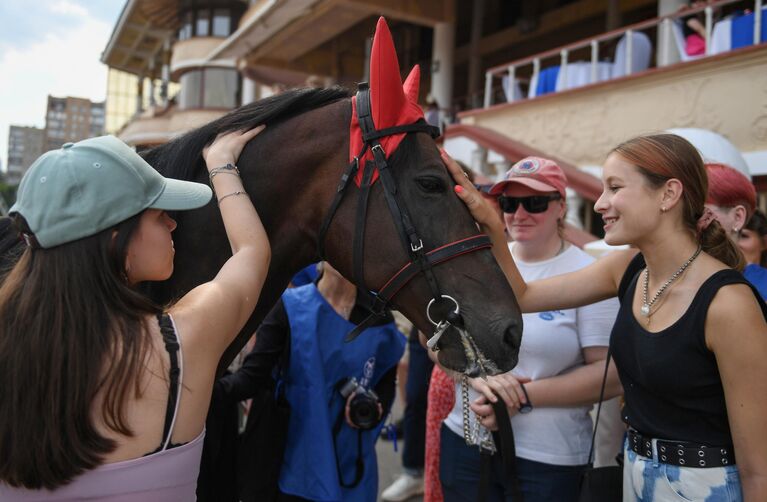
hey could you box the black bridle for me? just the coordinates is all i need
[318,83,492,344]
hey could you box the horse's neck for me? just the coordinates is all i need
[254,98,349,273]
[216,98,352,372]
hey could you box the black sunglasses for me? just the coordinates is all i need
[498,194,561,214]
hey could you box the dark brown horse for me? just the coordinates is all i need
[0,84,522,499]
[139,85,522,377]
[0,85,521,376]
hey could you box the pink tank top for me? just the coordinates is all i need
[0,431,205,501]
[0,314,205,501]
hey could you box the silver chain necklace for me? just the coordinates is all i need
[641,246,702,317]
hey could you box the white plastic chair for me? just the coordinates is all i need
[554,61,612,91]
[501,74,525,102]
[612,31,653,78]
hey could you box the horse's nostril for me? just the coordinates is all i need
[504,324,521,350]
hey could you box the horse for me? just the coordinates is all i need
[138,84,522,377]
[0,90,523,377]
[1,17,522,379]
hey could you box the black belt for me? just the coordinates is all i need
[628,429,735,468]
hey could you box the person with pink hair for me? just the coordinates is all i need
[705,162,767,297]
[705,163,756,244]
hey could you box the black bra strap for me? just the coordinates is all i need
[157,313,181,450]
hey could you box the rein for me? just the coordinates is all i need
[318,83,492,344]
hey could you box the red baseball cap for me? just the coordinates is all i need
[488,156,567,198]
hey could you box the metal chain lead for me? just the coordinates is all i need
[461,375,496,453]
[461,375,472,445]
[641,246,702,317]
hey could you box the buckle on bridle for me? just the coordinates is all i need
[371,144,386,156]
[411,239,424,252]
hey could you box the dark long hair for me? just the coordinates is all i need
[612,134,746,271]
[0,213,161,489]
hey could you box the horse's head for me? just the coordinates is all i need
[323,18,522,376]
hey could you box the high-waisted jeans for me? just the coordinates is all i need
[623,437,742,501]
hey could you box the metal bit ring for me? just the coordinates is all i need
[426,295,460,326]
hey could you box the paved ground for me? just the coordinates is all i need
[376,398,424,502]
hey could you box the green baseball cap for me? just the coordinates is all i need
[10,135,212,248]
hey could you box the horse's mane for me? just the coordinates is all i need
[141,86,350,181]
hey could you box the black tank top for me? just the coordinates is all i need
[611,253,767,446]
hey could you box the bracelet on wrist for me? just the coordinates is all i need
[209,163,240,180]
[518,383,533,414]
[210,170,241,180]
[217,191,249,204]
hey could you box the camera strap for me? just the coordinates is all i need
[332,406,365,488]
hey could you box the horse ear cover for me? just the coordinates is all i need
[349,17,426,186]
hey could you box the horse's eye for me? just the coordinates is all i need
[415,177,445,193]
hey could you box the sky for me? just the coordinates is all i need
[0,0,126,172]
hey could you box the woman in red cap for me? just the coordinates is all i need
[445,134,767,501]
[438,157,620,502]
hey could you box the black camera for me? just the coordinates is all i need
[339,377,380,430]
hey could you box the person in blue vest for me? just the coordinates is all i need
[218,261,405,501]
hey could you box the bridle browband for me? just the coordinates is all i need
[318,83,492,344]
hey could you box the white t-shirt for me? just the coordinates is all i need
[444,243,618,465]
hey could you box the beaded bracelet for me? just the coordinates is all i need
[217,191,248,204]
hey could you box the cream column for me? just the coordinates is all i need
[241,76,257,105]
[430,21,455,124]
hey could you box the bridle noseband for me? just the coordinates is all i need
[318,83,492,346]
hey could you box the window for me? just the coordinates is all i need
[196,9,210,36]
[212,9,231,37]
[179,11,192,40]
[203,68,238,108]
[178,67,239,109]
[179,71,203,109]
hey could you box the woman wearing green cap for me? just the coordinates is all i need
[0,126,269,500]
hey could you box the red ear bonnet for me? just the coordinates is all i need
[350,17,425,185]
[402,65,420,104]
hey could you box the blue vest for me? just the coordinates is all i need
[278,284,405,502]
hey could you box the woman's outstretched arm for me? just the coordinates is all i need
[443,149,634,313]
[172,126,271,357]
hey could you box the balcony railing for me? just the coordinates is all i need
[482,0,764,108]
